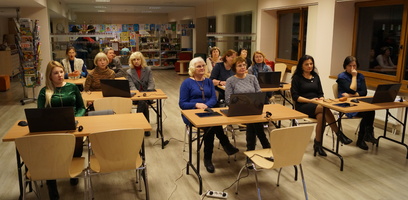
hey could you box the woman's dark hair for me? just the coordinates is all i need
[231,57,246,73]
[292,55,317,78]
[65,46,76,55]
[221,49,237,62]
[343,56,359,69]
[237,48,248,56]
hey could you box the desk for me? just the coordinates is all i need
[2,113,151,200]
[313,98,408,171]
[81,89,169,149]
[181,104,307,194]
[65,78,86,86]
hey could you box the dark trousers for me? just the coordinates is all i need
[136,100,150,122]
[246,123,271,151]
[203,126,231,160]
[357,111,375,134]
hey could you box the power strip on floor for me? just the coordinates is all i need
[205,190,228,199]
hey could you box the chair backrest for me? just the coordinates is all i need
[93,97,133,114]
[89,128,144,173]
[15,134,76,181]
[291,66,296,77]
[274,63,287,82]
[269,125,314,169]
[332,83,339,98]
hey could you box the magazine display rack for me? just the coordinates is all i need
[14,18,41,105]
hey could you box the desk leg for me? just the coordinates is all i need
[185,125,203,194]
[378,108,408,158]
[16,149,23,200]
[152,99,168,149]
[321,108,344,171]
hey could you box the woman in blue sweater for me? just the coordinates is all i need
[179,57,238,173]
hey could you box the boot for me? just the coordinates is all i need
[222,143,239,155]
[364,126,378,144]
[204,159,215,173]
[336,130,352,145]
[356,131,368,150]
[313,140,327,157]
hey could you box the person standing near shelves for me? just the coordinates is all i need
[104,47,127,77]
[126,51,155,136]
[37,61,86,200]
[61,46,88,79]
[84,52,115,91]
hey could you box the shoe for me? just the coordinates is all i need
[204,159,215,173]
[313,140,327,157]
[144,131,151,137]
[356,140,369,150]
[364,126,378,144]
[70,178,79,186]
[336,131,352,145]
[222,143,239,155]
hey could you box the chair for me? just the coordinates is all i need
[235,125,314,200]
[86,128,148,200]
[274,63,287,82]
[15,134,86,200]
[93,97,133,114]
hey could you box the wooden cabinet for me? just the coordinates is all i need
[0,50,20,76]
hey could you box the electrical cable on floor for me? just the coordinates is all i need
[222,165,251,193]
[167,164,187,200]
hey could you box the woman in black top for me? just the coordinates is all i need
[291,55,352,156]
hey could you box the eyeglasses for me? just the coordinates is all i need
[195,65,205,68]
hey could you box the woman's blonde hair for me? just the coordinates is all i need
[44,61,64,107]
[129,52,147,68]
[94,52,109,67]
[188,57,205,77]
[252,51,266,64]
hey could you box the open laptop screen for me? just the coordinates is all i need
[25,107,76,133]
[100,79,134,97]
[257,72,281,88]
[359,84,401,104]
[221,92,266,117]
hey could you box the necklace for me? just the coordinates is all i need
[194,78,205,100]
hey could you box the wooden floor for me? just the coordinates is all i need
[1,69,408,200]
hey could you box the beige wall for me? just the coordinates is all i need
[74,13,169,24]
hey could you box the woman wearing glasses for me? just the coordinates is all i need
[179,57,238,173]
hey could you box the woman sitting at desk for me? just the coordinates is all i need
[84,52,115,91]
[37,61,86,200]
[248,51,273,103]
[61,46,88,79]
[206,46,222,75]
[291,55,352,157]
[376,46,395,69]
[179,57,238,173]
[127,51,155,136]
[225,57,271,155]
[337,56,377,150]
[210,49,237,103]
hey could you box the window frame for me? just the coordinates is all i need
[275,8,308,65]
[352,0,408,86]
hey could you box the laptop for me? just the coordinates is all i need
[100,79,135,97]
[24,107,77,133]
[257,72,281,88]
[358,84,401,104]
[221,92,266,117]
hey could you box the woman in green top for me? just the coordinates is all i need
[37,61,85,200]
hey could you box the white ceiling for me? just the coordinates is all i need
[0,0,211,18]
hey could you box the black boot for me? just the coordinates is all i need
[204,159,215,173]
[222,143,239,155]
[364,126,378,144]
[313,140,327,157]
[46,180,60,200]
[336,130,352,145]
[356,131,368,150]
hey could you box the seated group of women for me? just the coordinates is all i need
[182,48,378,173]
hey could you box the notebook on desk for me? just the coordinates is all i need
[257,72,281,88]
[358,84,401,104]
[221,92,266,117]
[100,79,136,97]
[25,107,77,133]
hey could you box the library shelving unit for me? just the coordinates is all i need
[160,37,181,68]
[139,35,181,68]
[14,18,41,105]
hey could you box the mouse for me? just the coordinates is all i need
[78,125,83,132]
[18,121,28,126]
[143,93,147,97]
[204,108,214,113]
[351,99,359,103]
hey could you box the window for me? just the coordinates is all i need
[276,8,308,64]
[354,1,408,84]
